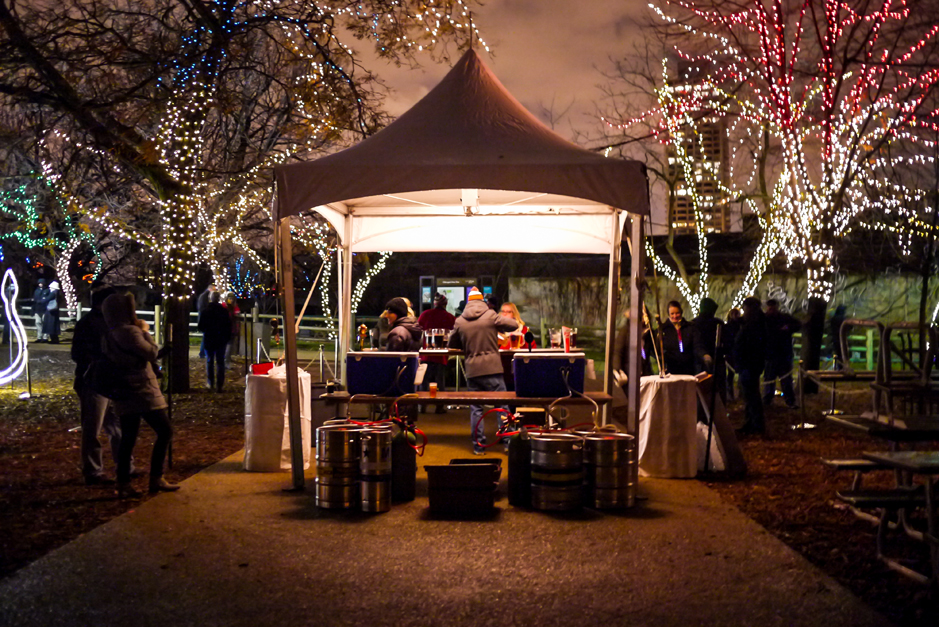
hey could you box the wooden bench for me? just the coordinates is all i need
[822,458,887,489]
[823,458,892,523]
[835,487,925,510]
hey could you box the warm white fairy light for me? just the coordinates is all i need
[3,160,101,314]
[650,0,939,303]
[351,251,393,313]
[20,2,484,303]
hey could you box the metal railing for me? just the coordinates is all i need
[14,300,886,370]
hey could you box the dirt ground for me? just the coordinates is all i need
[0,348,936,625]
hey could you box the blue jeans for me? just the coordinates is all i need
[467,373,508,449]
[205,347,225,391]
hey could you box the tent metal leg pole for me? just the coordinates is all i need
[627,214,645,491]
[602,211,622,426]
[278,216,305,490]
[339,218,354,386]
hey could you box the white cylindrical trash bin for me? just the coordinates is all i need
[244,365,312,471]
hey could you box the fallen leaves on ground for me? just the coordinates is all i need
[0,351,936,624]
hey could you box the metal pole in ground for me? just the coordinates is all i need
[166,322,173,469]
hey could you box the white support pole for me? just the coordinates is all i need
[602,210,623,426]
[278,216,305,490]
[626,215,645,491]
[339,216,354,385]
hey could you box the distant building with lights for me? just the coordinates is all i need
[665,60,733,235]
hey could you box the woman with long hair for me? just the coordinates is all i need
[498,302,535,350]
[102,292,178,498]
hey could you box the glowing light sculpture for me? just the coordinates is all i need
[0,269,29,386]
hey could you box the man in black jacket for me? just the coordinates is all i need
[198,291,232,392]
[71,287,125,485]
[381,297,423,352]
[736,297,767,435]
[762,299,801,409]
[196,283,216,358]
[32,279,49,342]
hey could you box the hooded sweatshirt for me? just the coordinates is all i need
[448,300,518,379]
[102,293,167,414]
[385,315,423,352]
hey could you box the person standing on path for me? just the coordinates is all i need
[447,286,518,454]
[722,308,742,400]
[102,292,177,497]
[417,293,456,413]
[762,299,801,409]
[32,279,49,342]
[43,280,62,344]
[735,297,767,436]
[222,292,240,365]
[198,291,233,393]
[658,300,698,375]
[71,287,128,485]
[196,283,217,359]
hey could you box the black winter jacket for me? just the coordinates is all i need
[385,316,423,352]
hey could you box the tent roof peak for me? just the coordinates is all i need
[275,47,648,218]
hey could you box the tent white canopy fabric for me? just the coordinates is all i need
[272,49,648,489]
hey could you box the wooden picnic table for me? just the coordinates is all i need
[345,390,611,409]
[826,413,939,444]
[861,450,939,587]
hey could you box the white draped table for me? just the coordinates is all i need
[638,374,699,478]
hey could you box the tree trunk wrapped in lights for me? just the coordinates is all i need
[648,0,939,297]
[0,0,484,390]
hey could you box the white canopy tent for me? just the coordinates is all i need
[273,49,649,489]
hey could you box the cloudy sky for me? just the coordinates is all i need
[364,0,652,142]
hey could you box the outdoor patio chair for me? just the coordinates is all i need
[798,319,884,426]
[869,323,939,421]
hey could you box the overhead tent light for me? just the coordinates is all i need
[461,188,478,216]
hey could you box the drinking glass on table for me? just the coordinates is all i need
[549,328,561,349]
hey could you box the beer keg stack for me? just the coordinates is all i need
[315,421,396,513]
[516,428,635,512]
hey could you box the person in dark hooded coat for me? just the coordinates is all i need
[762,298,801,409]
[381,297,423,352]
[735,297,767,435]
[692,297,725,401]
[198,291,233,392]
[691,298,722,372]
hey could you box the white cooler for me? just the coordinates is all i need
[244,365,312,471]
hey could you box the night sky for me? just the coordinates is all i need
[366,0,650,141]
